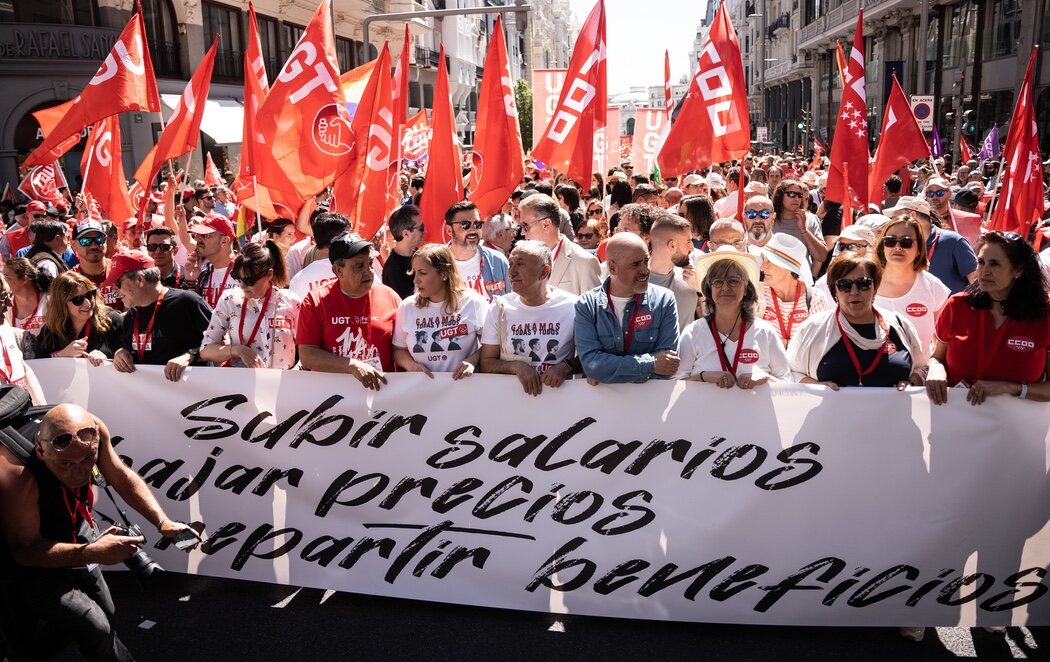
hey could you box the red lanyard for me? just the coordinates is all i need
[975,309,1011,381]
[239,287,274,349]
[926,230,940,263]
[605,283,644,351]
[80,320,92,343]
[133,290,165,362]
[835,309,890,386]
[771,282,803,341]
[12,292,41,329]
[61,486,95,543]
[205,266,232,308]
[708,317,749,377]
[552,237,565,264]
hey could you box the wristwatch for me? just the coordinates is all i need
[186,347,201,363]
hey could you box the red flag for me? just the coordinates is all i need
[18,165,65,206]
[531,0,606,185]
[1,183,14,204]
[392,24,411,127]
[657,1,749,176]
[664,49,672,118]
[835,40,848,88]
[24,11,159,167]
[825,11,869,208]
[468,16,525,219]
[990,46,1043,236]
[80,115,135,224]
[254,0,350,205]
[332,45,400,239]
[204,153,223,187]
[233,1,281,220]
[959,136,973,164]
[868,76,930,204]
[417,45,463,244]
[402,110,431,162]
[31,101,84,163]
[134,37,218,188]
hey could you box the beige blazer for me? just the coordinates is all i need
[549,236,601,296]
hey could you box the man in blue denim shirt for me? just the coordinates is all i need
[575,233,680,383]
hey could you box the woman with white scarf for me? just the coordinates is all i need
[788,253,927,389]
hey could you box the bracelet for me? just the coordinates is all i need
[699,371,706,382]
[156,517,171,532]
[1018,382,1029,400]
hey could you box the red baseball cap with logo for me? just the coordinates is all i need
[189,213,236,240]
[102,249,156,289]
[26,201,47,214]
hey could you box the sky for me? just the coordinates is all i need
[566,0,707,95]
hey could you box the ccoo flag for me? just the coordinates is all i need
[530,0,606,186]
[657,0,749,176]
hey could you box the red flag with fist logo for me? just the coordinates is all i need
[825,11,869,208]
[81,115,135,224]
[657,1,750,176]
[530,0,606,186]
[254,0,351,205]
[24,9,159,167]
[468,15,525,219]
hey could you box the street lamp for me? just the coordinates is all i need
[748,2,774,147]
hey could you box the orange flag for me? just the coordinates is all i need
[31,100,83,163]
[81,115,135,225]
[402,110,431,162]
[657,0,750,176]
[468,16,524,219]
[530,0,606,185]
[417,45,463,244]
[254,0,350,206]
[24,10,159,167]
[835,40,848,87]
[868,76,931,204]
[332,45,400,239]
[234,0,281,219]
[204,153,223,187]
[392,24,411,126]
[134,37,218,188]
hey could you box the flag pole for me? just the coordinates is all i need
[252,175,262,235]
[984,161,1007,228]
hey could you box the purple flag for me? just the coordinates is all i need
[930,125,944,158]
[977,125,1000,165]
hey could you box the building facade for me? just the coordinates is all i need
[0,0,528,190]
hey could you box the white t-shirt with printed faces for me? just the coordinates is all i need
[481,288,578,374]
[393,290,489,373]
[875,270,950,358]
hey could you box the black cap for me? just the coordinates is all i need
[952,188,980,208]
[329,233,372,262]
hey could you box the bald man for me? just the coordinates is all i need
[574,233,680,383]
[0,403,190,660]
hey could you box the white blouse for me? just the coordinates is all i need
[675,317,791,382]
[200,287,302,369]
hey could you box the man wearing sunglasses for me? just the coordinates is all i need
[884,195,977,295]
[0,403,190,661]
[72,220,125,312]
[144,227,186,289]
[187,214,237,309]
[444,200,511,302]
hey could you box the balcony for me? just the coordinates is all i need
[797,0,905,50]
[149,39,182,79]
[213,47,245,83]
[767,12,790,40]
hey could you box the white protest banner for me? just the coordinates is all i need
[30,361,1050,627]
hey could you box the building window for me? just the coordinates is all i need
[257,14,280,83]
[984,0,1021,59]
[336,37,357,72]
[1043,0,1050,46]
[1,0,99,25]
[202,2,244,83]
[941,2,977,69]
[281,22,305,62]
[140,0,181,78]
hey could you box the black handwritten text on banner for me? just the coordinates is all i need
[31,361,1050,627]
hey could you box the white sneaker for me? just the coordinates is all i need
[899,626,925,642]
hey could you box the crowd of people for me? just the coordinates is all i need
[0,151,1047,412]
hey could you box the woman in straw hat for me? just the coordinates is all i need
[758,233,831,347]
[674,246,790,389]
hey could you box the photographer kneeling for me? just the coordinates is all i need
[0,403,190,661]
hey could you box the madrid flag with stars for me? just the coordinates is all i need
[825,10,869,209]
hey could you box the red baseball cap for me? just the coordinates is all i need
[102,249,156,289]
[26,201,47,214]
[189,212,236,239]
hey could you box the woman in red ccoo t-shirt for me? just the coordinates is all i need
[926,231,1050,405]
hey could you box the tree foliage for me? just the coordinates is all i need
[514,79,533,150]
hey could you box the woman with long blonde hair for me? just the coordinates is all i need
[35,271,122,364]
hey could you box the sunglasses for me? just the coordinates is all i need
[837,241,867,252]
[412,225,426,232]
[993,231,1025,243]
[452,221,484,230]
[31,214,46,220]
[744,210,773,220]
[48,426,99,450]
[710,277,745,289]
[202,195,215,200]
[710,239,746,250]
[882,235,916,249]
[77,235,106,247]
[783,190,804,199]
[925,189,948,198]
[69,289,97,306]
[236,269,272,287]
[146,243,174,253]
[835,277,874,293]
[576,232,597,240]
[587,208,603,217]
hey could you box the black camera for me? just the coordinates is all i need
[110,524,164,582]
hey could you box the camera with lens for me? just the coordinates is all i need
[109,523,164,582]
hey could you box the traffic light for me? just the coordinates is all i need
[945,111,956,123]
[962,110,976,136]
[797,109,811,131]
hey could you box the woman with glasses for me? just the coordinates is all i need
[0,273,46,403]
[772,180,828,271]
[199,241,301,369]
[788,253,927,389]
[674,247,790,388]
[926,232,1050,405]
[758,234,831,347]
[678,194,717,252]
[2,258,52,336]
[34,271,122,363]
[393,244,487,379]
[871,215,950,358]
